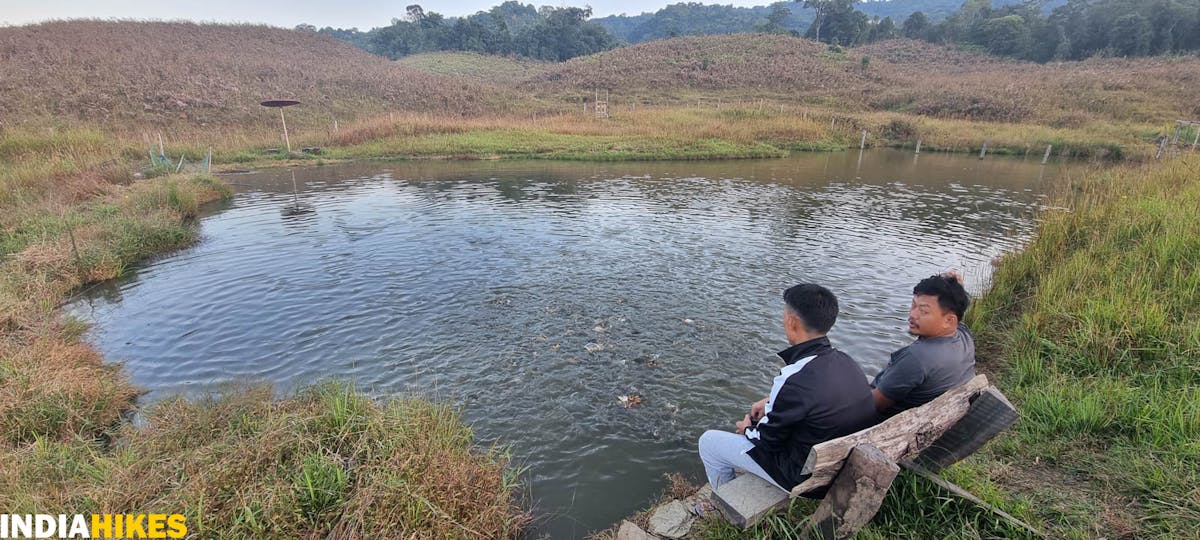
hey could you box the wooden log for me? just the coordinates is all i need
[791,375,988,496]
[914,387,1018,473]
[808,444,899,539]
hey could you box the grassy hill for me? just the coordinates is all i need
[397,51,553,83]
[0,21,525,130]
[506,35,1200,126]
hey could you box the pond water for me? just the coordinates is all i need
[68,150,1067,538]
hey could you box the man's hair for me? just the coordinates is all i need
[913,275,970,320]
[783,284,839,334]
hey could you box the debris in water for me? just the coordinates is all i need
[593,324,607,333]
[634,354,660,367]
[550,343,560,350]
[683,318,694,324]
[618,394,643,408]
[585,341,605,353]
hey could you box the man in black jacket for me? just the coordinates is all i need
[698,284,878,494]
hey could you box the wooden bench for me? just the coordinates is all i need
[711,374,1021,538]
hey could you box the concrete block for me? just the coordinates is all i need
[648,500,696,539]
[617,520,660,540]
[711,474,790,528]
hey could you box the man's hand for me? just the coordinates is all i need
[735,414,753,435]
[750,397,769,422]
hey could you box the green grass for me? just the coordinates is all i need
[329,128,789,161]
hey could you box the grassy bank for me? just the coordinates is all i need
[675,155,1199,539]
[205,106,1155,168]
[0,129,527,537]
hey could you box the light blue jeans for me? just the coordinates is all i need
[697,430,787,491]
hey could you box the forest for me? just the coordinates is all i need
[317,0,1200,62]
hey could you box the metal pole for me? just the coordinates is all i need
[1042,144,1052,164]
[280,108,291,153]
[860,129,867,150]
[915,139,922,155]
[979,140,988,160]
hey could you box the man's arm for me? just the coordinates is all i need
[744,379,811,452]
[750,397,769,421]
[871,348,922,413]
[871,387,895,412]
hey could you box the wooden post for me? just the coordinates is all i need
[1157,137,1169,159]
[280,108,292,153]
[914,387,1018,473]
[157,132,165,158]
[206,147,212,174]
[860,130,867,150]
[914,139,922,155]
[979,140,989,159]
[809,445,899,540]
[831,117,836,129]
[64,215,84,281]
[1192,124,1199,150]
[1042,144,1053,164]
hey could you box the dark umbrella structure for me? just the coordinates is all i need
[261,99,302,152]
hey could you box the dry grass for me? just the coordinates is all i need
[509,36,1200,127]
[0,20,534,131]
[397,51,554,83]
[0,383,529,538]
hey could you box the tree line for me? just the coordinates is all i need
[892,0,1200,61]
[313,0,1200,63]
[310,2,616,61]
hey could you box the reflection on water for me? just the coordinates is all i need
[68,150,1065,538]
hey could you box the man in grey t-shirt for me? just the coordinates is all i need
[871,272,975,416]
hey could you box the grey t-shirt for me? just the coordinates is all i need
[872,323,976,415]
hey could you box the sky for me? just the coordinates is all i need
[0,0,784,29]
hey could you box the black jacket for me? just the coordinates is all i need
[744,336,878,492]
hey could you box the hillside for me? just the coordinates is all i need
[0,21,525,130]
[521,34,862,95]
[513,35,1200,125]
[396,51,553,83]
[592,0,1046,44]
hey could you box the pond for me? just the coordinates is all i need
[69,149,1067,538]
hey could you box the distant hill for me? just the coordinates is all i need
[511,35,1200,124]
[592,0,1049,44]
[0,21,523,129]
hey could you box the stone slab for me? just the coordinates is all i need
[617,520,660,540]
[711,474,790,528]
[648,500,696,539]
